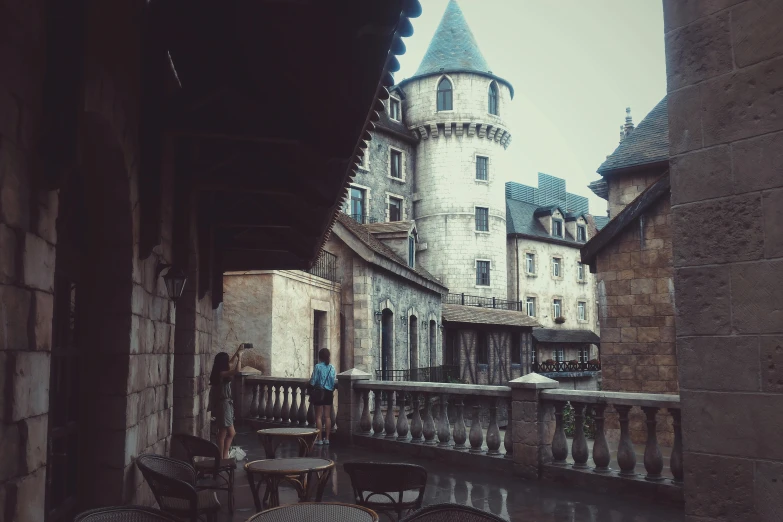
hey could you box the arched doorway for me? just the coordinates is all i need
[409,315,418,375]
[381,309,393,380]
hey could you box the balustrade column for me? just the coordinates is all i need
[670,409,683,484]
[396,391,409,441]
[571,402,589,468]
[372,390,385,436]
[289,386,299,425]
[360,390,372,434]
[249,384,260,418]
[469,405,483,453]
[452,397,467,450]
[264,385,274,420]
[643,407,664,482]
[551,402,568,466]
[410,394,423,442]
[259,384,267,420]
[437,394,451,447]
[422,393,436,445]
[487,400,501,456]
[384,390,397,438]
[273,385,282,423]
[281,385,291,425]
[591,404,611,473]
[615,405,637,476]
[298,385,308,426]
[504,398,513,459]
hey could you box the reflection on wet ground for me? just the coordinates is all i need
[221,428,684,521]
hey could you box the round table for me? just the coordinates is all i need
[245,458,335,511]
[257,427,320,458]
[247,503,378,522]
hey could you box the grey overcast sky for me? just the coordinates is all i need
[395,0,667,216]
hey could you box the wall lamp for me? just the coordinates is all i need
[374,311,383,321]
[156,263,188,304]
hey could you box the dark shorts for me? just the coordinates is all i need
[312,390,334,406]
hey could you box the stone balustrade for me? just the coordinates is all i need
[237,374,336,432]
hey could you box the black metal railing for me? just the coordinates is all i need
[349,214,378,225]
[533,360,601,373]
[305,250,338,282]
[444,292,524,311]
[375,365,461,383]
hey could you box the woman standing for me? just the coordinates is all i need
[309,348,336,445]
[209,346,244,458]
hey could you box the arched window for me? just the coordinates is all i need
[437,77,453,111]
[488,82,499,115]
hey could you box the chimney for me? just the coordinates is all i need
[624,107,635,136]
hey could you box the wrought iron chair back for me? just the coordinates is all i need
[344,462,427,520]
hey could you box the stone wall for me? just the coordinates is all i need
[606,168,667,219]
[663,0,783,519]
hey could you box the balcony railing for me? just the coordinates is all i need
[237,375,337,431]
[305,250,338,282]
[444,292,523,311]
[534,360,601,373]
[375,365,460,383]
[349,213,378,225]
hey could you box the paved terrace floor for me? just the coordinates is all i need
[213,428,683,522]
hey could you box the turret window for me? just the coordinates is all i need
[389,97,401,121]
[488,82,499,115]
[476,156,488,181]
[475,207,489,232]
[437,78,453,111]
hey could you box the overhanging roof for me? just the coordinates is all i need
[442,304,539,328]
[597,97,669,175]
[532,329,600,344]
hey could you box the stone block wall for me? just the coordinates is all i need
[663,0,783,519]
[606,168,667,219]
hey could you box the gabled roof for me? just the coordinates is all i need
[442,304,539,328]
[597,97,669,175]
[533,205,563,218]
[533,329,600,344]
[506,199,587,247]
[375,103,419,144]
[399,0,513,97]
[581,173,670,266]
[333,213,445,291]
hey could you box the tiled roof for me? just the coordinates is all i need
[335,213,444,288]
[597,97,669,174]
[532,329,600,344]
[400,0,513,96]
[375,105,418,143]
[442,304,539,327]
[506,199,586,246]
[364,221,413,235]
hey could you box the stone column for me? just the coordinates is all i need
[508,373,559,480]
[335,368,371,444]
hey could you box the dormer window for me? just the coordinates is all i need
[437,78,453,111]
[488,82,499,115]
[389,97,401,121]
[408,236,415,267]
[552,219,563,237]
[577,224,587,242]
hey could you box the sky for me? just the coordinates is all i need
[395,0,667,216]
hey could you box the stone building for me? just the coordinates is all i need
[0,0,413,518]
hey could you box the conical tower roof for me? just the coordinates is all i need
[400,0,513,96]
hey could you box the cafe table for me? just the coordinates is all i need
[246,503,379,522]
[245,457,335,511]
[256,427,320,458]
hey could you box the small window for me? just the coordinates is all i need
[577,262,585,281]
[390,149,402,179]
[553,299,562,318]
[350,187,365,223]
[475,207,489,232]
[476,156,489,181]
[578,301,587,321]
[526,297,536,317]
[437,77,453,111]
[551,349,564,363]
[408,236,415,267]
[552,257,561,278]
[477,332,488,365]
[511,331,521,364]
[389,197,402,222]
[526,253,535,274]
[389,98,401,121]
[313,311,327,363]
[578,347,589,364]
[577,225,587,242]
[488,82,499,115]
[476,261,490,286]
[552,219,563,237]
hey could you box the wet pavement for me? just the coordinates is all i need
[218,427,684,521]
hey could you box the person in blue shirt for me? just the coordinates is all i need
[309,348,336,445]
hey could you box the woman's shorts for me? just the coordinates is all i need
[312,390,334,406]
[216,399,234,427]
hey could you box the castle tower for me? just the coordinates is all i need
[399,0,513,297]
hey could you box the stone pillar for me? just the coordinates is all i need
[508,373,559,480]
[335,368,371,444]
